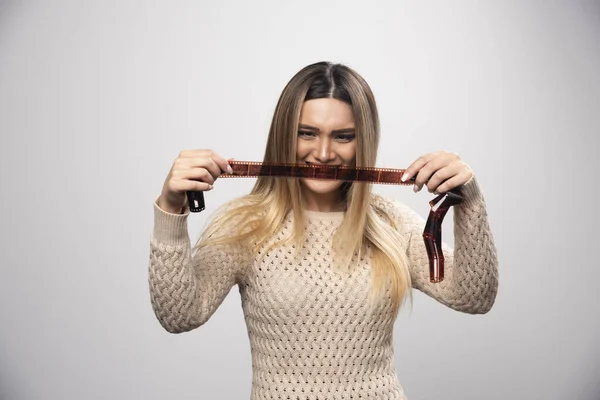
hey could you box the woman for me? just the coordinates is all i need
[149,61,498,399]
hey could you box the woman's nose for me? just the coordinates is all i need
[314,139,334,162]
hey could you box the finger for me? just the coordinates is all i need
[424,158,465,192]
[173,167,217,185]
[190,167,218,185]
[179,149,214,159]
[198,157,224,179]
[425,166,457,193]
[187,156,225,179]
[207,152,234,174]
[173,157,218,181]
[169,177,214,193]
[433,171,471,194]
[413,155,451,192]
[179,150,233,175]
[429,161,472,193]
[401,153,436,182]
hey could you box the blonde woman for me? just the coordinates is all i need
[149,61,498,399]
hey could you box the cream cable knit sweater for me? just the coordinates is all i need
[148,176,498,399]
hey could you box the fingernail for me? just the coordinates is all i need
[227,165,233,174]
[413,185,418,192]
[401,172,409,182]
[208,184,214,190]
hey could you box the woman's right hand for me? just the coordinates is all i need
[157,149,233,214]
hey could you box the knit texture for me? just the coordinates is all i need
[148,176,498,399]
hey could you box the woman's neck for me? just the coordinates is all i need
[301,190,346,212]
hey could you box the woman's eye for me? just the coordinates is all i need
[336,134,356,142]
[298,131,316,138]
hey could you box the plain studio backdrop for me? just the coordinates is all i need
[0,1,599,399]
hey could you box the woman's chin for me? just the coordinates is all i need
[299,178,343,195]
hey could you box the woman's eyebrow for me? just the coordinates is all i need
[298,124,356,134]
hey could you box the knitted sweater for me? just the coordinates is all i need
[148,176,498,399]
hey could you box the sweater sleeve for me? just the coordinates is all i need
[394,176,499,314]
[148,200,247,333]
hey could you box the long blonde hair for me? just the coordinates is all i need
[194,62,412,315]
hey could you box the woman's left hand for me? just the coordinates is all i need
[401,151,474,194]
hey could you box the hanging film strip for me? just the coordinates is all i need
[186,161,463,283]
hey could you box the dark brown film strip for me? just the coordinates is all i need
[219,161,417,185]
[186,161,463,283]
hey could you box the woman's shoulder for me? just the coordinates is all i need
[210,194,264,217]
[368,193,426,236]
[369,192,418,219]
[201,195,262,233]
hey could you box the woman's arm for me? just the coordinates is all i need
[398,177,499,313]
[148,200,246,333]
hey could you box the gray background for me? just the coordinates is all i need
[1,1,599,399]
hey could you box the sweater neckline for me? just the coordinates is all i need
[302,209,346,221]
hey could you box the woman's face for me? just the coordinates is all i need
[296,98,357,205]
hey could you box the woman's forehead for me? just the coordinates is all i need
[299,99,355,128]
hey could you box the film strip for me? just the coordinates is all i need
[186,161,463,283]
[220,161,418,184]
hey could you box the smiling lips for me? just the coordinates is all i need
[305,162,343,167]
